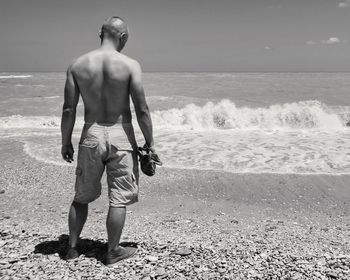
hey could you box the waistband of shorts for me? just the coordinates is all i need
[84,122,133,128]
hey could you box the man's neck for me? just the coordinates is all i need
[100,39,120,52]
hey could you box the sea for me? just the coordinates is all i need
[0,72,349,175]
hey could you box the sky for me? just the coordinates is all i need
[0,0,349,72]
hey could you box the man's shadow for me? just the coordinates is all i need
[34,234,137,264]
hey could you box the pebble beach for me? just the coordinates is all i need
[1,139,350,280]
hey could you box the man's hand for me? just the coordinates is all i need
[143,143,162,165]
[143,143,155,153]
[62,143,74,163]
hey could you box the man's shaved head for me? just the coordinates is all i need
[100,16,129,41]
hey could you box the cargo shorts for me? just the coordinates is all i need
[74,122,139,207]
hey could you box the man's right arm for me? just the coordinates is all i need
[129,61,154,149]
[61,63,80,162]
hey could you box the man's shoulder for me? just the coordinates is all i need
[115,53,140,69]
[70,49,104,66]
[122,56,141,74]
[73,50,98,66]
[108,54,141,77]
[67,53,90,74]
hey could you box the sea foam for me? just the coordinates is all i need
[0,75,32,79]
[0,115,84,129]
[152,100,347,130]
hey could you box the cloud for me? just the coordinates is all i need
[338,1,350,8]
[306,40,316,45]
[264,46,271,51]
[306,37,348,45]
[322,37,341,44]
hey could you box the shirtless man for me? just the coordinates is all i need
[61,16,154,266]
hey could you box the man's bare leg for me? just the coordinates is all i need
[106,206,126,252]
[105,206,137,266]
[68,201,88,248]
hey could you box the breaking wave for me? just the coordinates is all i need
[0,100,349,131]
[0,75,32,79]
[0,115,84,129]
[152,100,349,130]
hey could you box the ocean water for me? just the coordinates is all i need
[0,72,349,174]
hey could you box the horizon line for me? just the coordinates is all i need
[1,70,350,74]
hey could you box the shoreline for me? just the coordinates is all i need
[163,166,350,176]
[1,140,350,220]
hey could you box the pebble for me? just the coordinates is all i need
[175,248,192,256]
[194,267,202,273]
[327,271,339,279]
[218,267,226,273]
[146,255,158,263]
[291,272,303,279]
[155,267,166,276]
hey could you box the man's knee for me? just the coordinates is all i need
[109,205,126,209]
[72,200,89,207]
[74,185,101,204]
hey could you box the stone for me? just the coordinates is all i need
[336,254,348,259]
[142,266,152,274]
[323,253,332,259]
[176,264,186,271]
[194,267,203,273]
[291,272,303,279]
[313,271,323,278]
[135,261,144,267]
[327,271,338,279]
[317,258,327,266]
[155,267,166,276]
[146,255,158,263]
[218,267,226,274]
[175,248,192,256]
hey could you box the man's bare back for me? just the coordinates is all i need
[62,44,153,161]
[70,49,138,124]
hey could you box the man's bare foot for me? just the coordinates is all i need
[106,246,137,267]
[65,247,79,260]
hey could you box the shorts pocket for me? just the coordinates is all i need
[79,137,99,148]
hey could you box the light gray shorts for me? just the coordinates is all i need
[74,122,139,207]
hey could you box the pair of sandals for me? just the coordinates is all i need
[137,146,162,176]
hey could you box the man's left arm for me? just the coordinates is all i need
[61,64,80,162]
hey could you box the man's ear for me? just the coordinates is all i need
[98,29,102,39]
[120,32,127,42]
